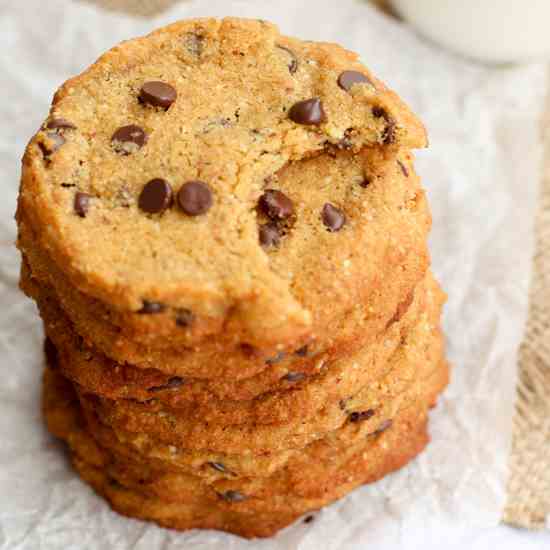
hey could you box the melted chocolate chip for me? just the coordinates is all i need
[397,160,409,177]
[259,222,281,248]
[288,98,326,125]
[337,70,373,92]
[138,301,165,314]
[111,125,147,154]
[258,190,294,221]
[349,409,375,423]
[178,181,213,216]
[283,372,306,382]
[218,490,247,503]
[360,177,371,188]
[276,44,298,74]
[107,477,124,490]
[46,118,76,131]
[294,345,309,357]
[74,192,92,217]
[149,377,185,392]
[266,352,286,365]
[372,106,396,145]
[321,203,346,232]
[139,81,177,109]
[175,308,194,327]
[240,343,257,357]
[44,337,58,367]
[139,178,173,215]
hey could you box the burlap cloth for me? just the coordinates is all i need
[79,0,550,531]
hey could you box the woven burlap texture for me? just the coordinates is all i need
[503,78,550,530]
[78,0,550,530]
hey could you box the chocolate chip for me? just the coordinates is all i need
[74,192,92,217]
[61,183,76,188]
[218,490,247,503]
[283,372,305,382]
[44,337,58,367]
[321,203,346,232]
[294,345,309,357]
[178,181,213,216]
[39,133,65,158]
[107,477,124,490]
[266,352,286,365]
[259,222,281,248]
[372,106,396,145]
[258,190,294,221]
[373,419,393,435]
[349,409,375,423]
[111,125,147,155]
[288,98,326,125]
[209,462,229,474]
[149,377,185,392]
[46,118,76,131]
[397,160,409,177]
[139,81,177,109]
[175,308,194,327]
[139,178,173,215]
[337,70,372,92]
[240,343,257,357]
[276,44,298,74]
[304,515,315,524]
[138,300,165,314]
[360,177,371,188]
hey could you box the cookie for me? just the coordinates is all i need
[75,274,438,436]
[80,354,447,483]
[19,146,430,375]
[29,261,434,417]
[43,362,444,538]
[17,16,428,355]
[20,15,448,540]
[77,282,445,454]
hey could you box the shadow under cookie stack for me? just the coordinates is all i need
[16,18,449,538]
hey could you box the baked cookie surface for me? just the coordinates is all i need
[18,17,427,351]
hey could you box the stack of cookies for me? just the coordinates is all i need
[16,18,449,538]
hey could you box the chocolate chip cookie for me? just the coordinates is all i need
[18,17,427,357]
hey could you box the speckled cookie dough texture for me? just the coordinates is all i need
[17,17,427,354]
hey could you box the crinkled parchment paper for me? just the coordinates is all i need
[0,0,546,548]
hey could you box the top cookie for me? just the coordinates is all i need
[18,17,427,348]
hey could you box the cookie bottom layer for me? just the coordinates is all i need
[43,361,448,538]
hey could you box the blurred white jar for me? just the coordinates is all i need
[389,0,550,63]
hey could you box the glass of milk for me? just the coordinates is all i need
[390,0,550,63]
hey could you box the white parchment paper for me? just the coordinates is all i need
[0,0,547,548]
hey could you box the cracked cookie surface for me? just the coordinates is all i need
[18,17,427,352]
